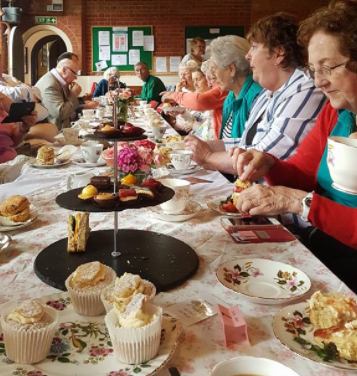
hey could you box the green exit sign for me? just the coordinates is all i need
[35,16,57,25]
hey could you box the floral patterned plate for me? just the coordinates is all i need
[166,164,201,176]
[0,292,182,376]
[216,258,311,305]
[149,200,202,222]
[29,160,71,169]
[273,302,357,370]
[207,200,241,217]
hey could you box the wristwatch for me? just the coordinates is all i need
[301,192,314,222]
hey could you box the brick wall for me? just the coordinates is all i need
[15,0,329,76]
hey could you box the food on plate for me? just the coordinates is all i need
[153,145,172,165]
[120,124,145,136]
[67,212,90,252]
[93,193,118,208]
[309,291,357,361]
[0,299,59,364]
[134,187,155,200]
[90,175,112,190]
[141,178,164,192]
[77,185,98,200]
[120,173,137,186]
[104,293,162,364]
[101,125,117,132]
[309,291,357,329]
[164,135,184,143]
[232,178,252,206]
[36,146,55,165]
[100,272,156,313]
[65,261,116,316]
[118,188,138,202]
[221,200,238,213]
[101,119,114,126]
[0,195,30,223]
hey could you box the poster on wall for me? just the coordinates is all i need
[132,30,144,46]
[111,54,127,66]
[113,33,128,52]
[98,31,110,46]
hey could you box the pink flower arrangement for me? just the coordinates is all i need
[102,140,164,173]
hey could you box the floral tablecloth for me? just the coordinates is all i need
[0,126,354,376]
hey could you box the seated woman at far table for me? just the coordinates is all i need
[230,0,357,293]
[93,67,126,98]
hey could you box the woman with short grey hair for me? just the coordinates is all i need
[93,67,126,97]
[176,60,199,92]
[210,35,262,139]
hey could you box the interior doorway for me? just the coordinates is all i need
[31,35,66,84]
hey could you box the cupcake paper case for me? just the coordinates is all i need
[0,302,59,364]
[65,263,116,316]
[105,303,162,365]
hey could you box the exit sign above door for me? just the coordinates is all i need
[35,16,57,25]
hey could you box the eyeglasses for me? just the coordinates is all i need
[65,66,80,76]
[308,60,349,79]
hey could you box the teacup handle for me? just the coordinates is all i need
[66,175,74,190]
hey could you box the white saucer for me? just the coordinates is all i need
[332,182,357,196]
[0,205,38,232]
[167,163,201,175]
[29,159,71,169]
[149,201,202,222]
[72,158,106,167]
[216,258,311,305]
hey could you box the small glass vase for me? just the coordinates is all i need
[117,100,129,123]
[118,170,150,184]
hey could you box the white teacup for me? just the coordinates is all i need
[210,356,301,376]
[159,178,190,214]
[170,150,193,170]
[327,136,357,193]
[80,144,104,163]
[139,100,147,107]
[82,109,95,119]
[67,171,97,190]
[151,125,166,140]
[63,128,79,143]
[95,107,104,119]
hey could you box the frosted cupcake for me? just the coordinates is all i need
[101,272,156,313]
[1,299,59,364]
[65,261,116,316]
[105,293,162,364]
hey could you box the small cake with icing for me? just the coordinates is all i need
[100,272,156,313]
[78,185,98,200]
[0,299,59,364]
[65,261,116,316]
[90,176,112,190]
[104,293,162,364]
[118,188,138,203]
[93,193,118,208]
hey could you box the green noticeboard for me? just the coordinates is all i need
[92,26,153,72]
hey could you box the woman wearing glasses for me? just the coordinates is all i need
[231,0,357,292]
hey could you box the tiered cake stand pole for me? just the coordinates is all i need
[112,100,121,257]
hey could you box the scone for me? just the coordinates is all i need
[309,291,357,329]
[0,195,30,224]
[104,293,162,364]
[36,146,55,165]
[65,261,116,316]
[1,299,59,364]
[314,320,357,361]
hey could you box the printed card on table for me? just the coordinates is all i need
[165,293,221,326]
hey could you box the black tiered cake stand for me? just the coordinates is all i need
[34,103,199,292]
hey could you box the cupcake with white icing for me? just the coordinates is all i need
[105,293,162,364]
[65,261,116,316]
[100,272,156,313]
[0,299,59,364]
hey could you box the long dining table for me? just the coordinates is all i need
[0,113,355,376]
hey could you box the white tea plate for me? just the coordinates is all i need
[167,163,201,175]
[0,233,11,251]
[207,200,240,216]
[72,158,106,168]
[149,200,202,222]
[0,291,183,376]
[273,302,357,370]
[0,204,38,232]
[29,159,71,169]
[216,258,311,305]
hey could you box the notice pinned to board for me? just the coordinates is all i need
[132,30,144,46]
[111,54,127,66]
[144,35,154,51]
[99,45,110,61]
[98,31,110,46]
[113,27,128,32]
[113,33,128,52]
[129,50,140,65]
[155,57,167,73]
[210,28,220,34]
[169,57,181,72]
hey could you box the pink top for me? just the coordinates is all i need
[0,109,17,163]
[170,86,228,139]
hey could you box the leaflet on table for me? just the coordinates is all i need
[165,293,224,326]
